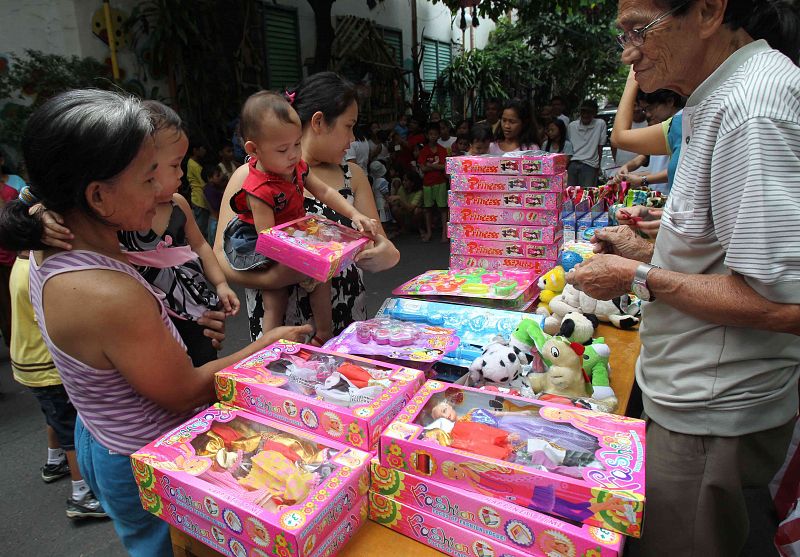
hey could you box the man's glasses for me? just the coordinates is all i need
[616,1,691,49]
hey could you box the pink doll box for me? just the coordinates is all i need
[450,238,561,261]
[450,173,566,193]
[162,494,368,557]
[215,340,425,451]
[446,152,568,176]
[378,381,646,537]
[256,215,370,282]
[449,206,561,226]
[448,223,563,245]
[449,191,563,211]
[131,404,372,557]
[450,255,557,275]
[370,460,625,557]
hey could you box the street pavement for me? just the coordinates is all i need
[0,233,449,557]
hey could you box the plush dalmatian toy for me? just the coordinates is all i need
[466,335,535,397]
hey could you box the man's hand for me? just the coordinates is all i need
[591,226,653,262]
[566,254,638,301]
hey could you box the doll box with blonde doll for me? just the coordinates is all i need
[449,206,561,227]
[449,191,563,211]
[256,215,370,283]
[450,173,566,193]
[450,238,561,261]
[450,255,556,276]
[370,460,625,557]
[131,403,371,557]
[379,381,645,536]
[163,491,367,557]
[214,340,425,451]
[446,152,568,176]
[447,223,563,245]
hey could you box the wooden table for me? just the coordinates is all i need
[170,325,641,557]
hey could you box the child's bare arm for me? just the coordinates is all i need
[174,194,240,315]
[248,193,277,232]
[304,174,378,235]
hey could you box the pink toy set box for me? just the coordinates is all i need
[450,173,566,193]
[379,381,646,537]
[450,206,561,226]
[393,268,539,305]
[214,340,425,451]
[131,404,371,557]
[256,215,370,282]
[370,459,624,557]
[449,191,563,211]
[450,238,561,261]
[446,152,568,176]
[450,255,557,275]
[448,223,562,244]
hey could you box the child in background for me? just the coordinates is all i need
[469,123,493,155]
[217,139,240,181]
[187,139,210,240]
[418,122,449,243]
[438,120,457,153]
[227,91,377,345]
[10,255,108,520]
[369,160,394,238]
[453,134,470,157]
[119,101,239,365]
[0,181,15,346]
[203,164,226,242]
[388,171,425,238]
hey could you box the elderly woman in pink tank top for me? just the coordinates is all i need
[0,90,310,557]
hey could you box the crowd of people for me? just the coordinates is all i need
[0,1,798,557]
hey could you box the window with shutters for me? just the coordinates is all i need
[422,38,453,116]
[375,26,403,69]
[263,5,302,90]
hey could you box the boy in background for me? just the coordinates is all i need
[417,122,449,243]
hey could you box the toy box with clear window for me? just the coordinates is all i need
[446,152,568,176]
[449,191,563,211]
[450,255,557,275]
[450,238,561,261]
[370,460,625,556]
[447,223,563,245]
[256,215,370,282]
[379,381,646,536]
[214,341,425,451]
[450,206,561,226]
[450,173,566,193]
[131,404,371,557]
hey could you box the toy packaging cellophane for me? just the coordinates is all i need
[392,268,538,302]
[449,191,563,211]
[450,206,561,226]
[215,340,425,451]
[450,255,556,275]
[447,223,563,245]
[256,215,370,282]
[450,173,566,193]
[370,460,625,557]
[375,298,545,369]
[379,381,646,536]
[322,318,459,365]
[446,152,568,176]
[450,238,561,261]
[131,404,371,557]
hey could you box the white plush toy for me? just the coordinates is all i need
[540,284,641,335]
[464,335,534,397]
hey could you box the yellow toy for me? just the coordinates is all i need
[536,265,566,314]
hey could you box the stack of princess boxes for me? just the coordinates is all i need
[132,340,426,557]
[446,151,568,274]
[370,380,646,557]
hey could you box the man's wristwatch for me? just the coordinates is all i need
[641,175,649,189]
[631,263,659,302]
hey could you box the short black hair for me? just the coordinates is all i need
[470,123,493,143]
[580,99,598,112]
[201,164,222,182]
[240,91,297,142]
[426,121,441,134]
[641,89,686,109]
[289,72,360,128]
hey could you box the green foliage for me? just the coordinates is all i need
[440,0,624,114]
[0,50,114,152]
[439,49,506,117]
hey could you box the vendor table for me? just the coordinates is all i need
[169,324,641,557]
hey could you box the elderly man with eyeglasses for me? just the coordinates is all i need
[566,1,800,555]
